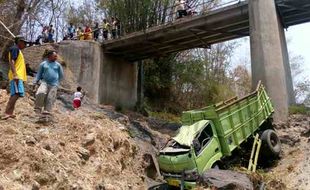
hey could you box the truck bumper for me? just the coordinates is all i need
[166,178,196,189]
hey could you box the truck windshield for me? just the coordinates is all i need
[166,139,190,149]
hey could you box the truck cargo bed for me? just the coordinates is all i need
[181,81,274,156]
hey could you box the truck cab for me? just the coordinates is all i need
[158,120,223,189]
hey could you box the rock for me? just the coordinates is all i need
[95,180,106,190]
[13,169,22,180]
[0,185,4,190]
[77,147,90,160]
[198,169,254,190]
[35,173,56,186]
[301,129,310,137]
[280,135,301,146]
[25,136,37,146]
[95,184,105,190]
[82,133,96,147]
[70,183,83,190]
[59,141,65,146]
[43,144,52,151]
[116,116,130,126]
[32,181,40,190]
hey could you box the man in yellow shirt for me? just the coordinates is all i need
[102,19,110,40]
[1,35,27,120]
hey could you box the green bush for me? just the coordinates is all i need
[289,105,310,115]
[149,111,181,123]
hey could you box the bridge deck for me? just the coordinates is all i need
[103,0,310,61]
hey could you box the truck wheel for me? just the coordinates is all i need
[260,129,281,157]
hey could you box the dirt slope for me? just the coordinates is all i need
[0,89,149,190]
[266,115,310,190]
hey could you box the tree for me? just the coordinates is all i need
[0,0,44,59]
[230,64,251,97]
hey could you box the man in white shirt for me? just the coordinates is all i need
[176,0,187,19]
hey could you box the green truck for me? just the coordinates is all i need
[157,82,281,189]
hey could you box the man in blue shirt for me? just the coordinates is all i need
[33,50,64,114]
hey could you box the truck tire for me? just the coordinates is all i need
[260,129,281,157]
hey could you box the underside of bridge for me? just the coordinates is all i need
[103,1,249,61]
[276,0,310,27]
[102,0,310,62]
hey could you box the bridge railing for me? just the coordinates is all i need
[119,0,244,36]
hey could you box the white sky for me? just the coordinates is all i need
[230,23,310,82]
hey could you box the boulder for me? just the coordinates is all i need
[199,169,254,190]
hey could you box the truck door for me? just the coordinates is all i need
[193,123,222,173]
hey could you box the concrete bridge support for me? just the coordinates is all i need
[249,0,295,122]
[58,41,137,108]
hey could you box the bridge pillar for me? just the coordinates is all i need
[58,41,137,108]
[100,54,138,108]
[249,0,294,122]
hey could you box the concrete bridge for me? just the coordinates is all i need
[61,0,310,122]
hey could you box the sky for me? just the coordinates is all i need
[230,23,310,81]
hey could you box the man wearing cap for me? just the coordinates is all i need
[1,35,27,120]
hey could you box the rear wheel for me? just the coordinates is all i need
[260,129,281,158]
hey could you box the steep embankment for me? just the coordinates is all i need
[0,43,170,190]
[266,115,310,190]
[0,89,148,189]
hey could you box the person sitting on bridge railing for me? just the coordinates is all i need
[176,0,187,19]
[68,23,75,39]
[84,25,92,40]
[77,27,84,40]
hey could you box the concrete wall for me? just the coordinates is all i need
[278,19,296,106]
[100,54,138,108]
[58,41,137,108]
[249,0,291,122]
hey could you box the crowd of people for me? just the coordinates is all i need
[1,35,84,120]
[32,2,197,45]
[64,17,121,42]
[33,17,121,45]
[35,25,55,44]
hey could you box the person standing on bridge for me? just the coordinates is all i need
[111,17,118,39]
[33,50,64,115]
[1,36,28,120]
[116,17,121,38]
[102,19,110,40]
[176,0,187,19]
[93,22,100,41]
